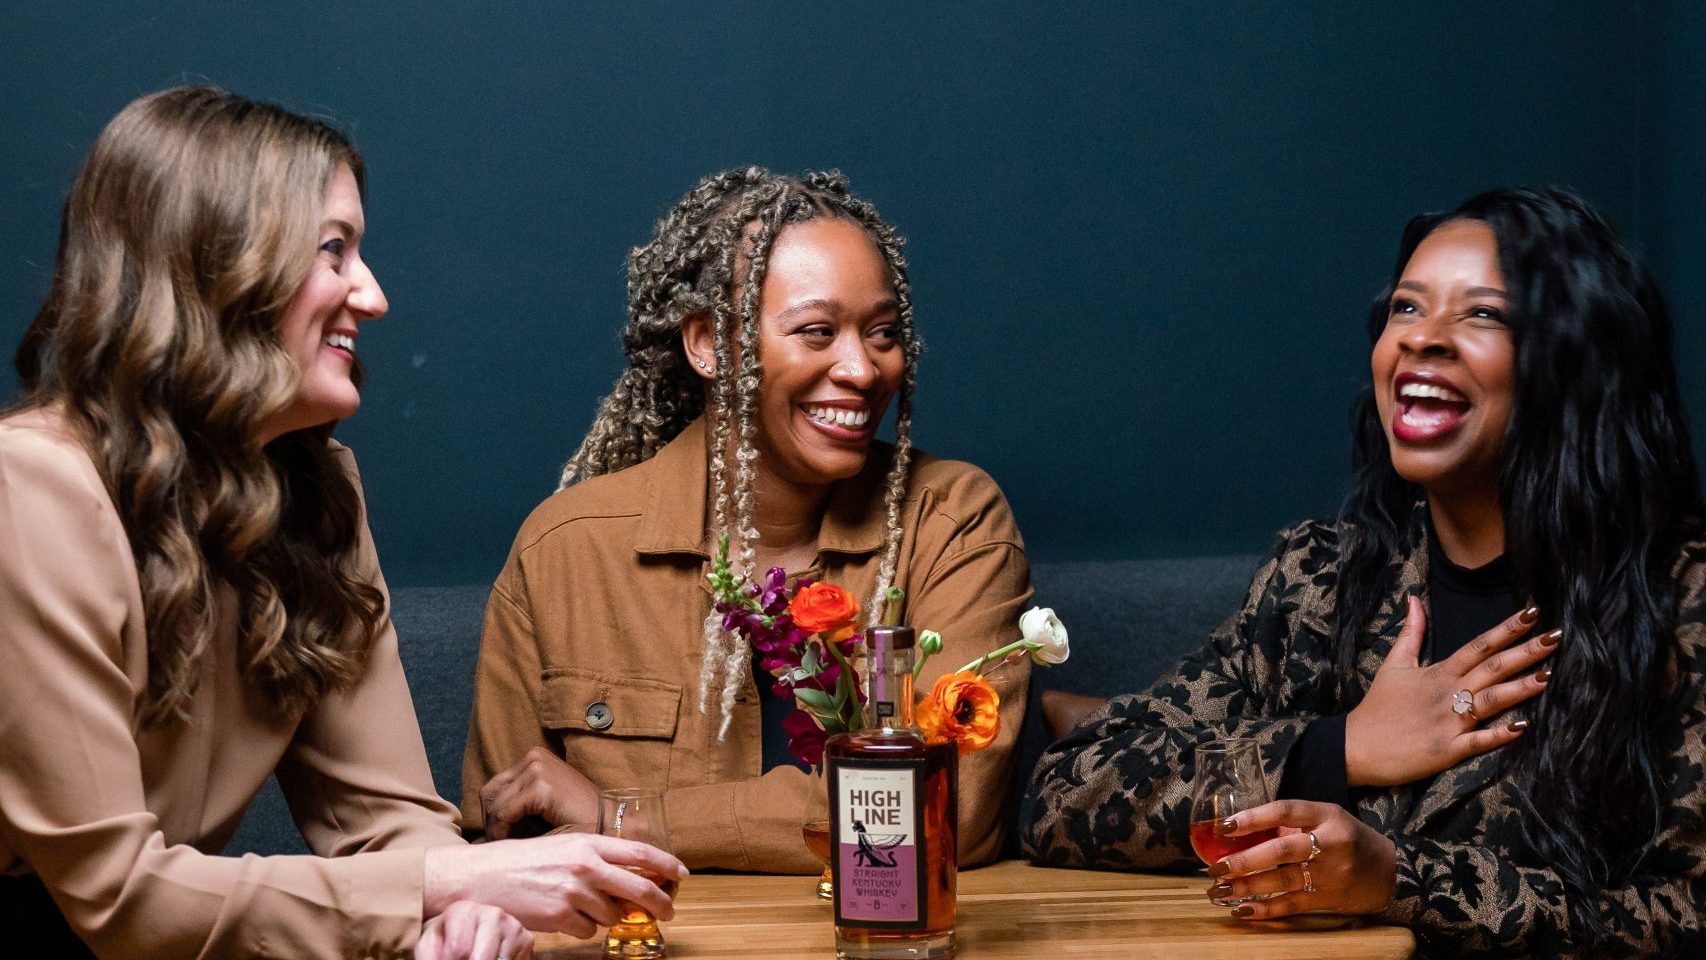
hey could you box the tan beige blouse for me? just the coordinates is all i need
[0,408,463,959]
[460,418,1033,872]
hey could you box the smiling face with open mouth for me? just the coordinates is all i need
[1371,218,1515,499]
[747,217,904,486]
[262,163,388,444]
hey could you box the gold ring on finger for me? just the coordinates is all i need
[1304,831,1322,863]
[1300,863,1316,894]
[1451,688,1482,721]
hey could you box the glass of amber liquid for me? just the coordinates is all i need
[1188,738,1279,906]
[598,788,677,959]
[803,762,834,900]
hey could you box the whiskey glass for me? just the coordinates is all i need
[598,788,677,959]
[1188,738,1278,906]
[802,762,834,900]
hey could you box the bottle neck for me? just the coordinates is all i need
[862,630,918,733]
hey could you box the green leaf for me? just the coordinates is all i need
[794,687,838,715]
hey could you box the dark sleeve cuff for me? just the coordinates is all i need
[1277,714,1351,810]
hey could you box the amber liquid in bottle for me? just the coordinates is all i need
[828,625,957,960]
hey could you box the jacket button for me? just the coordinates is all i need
[585,701,614,731]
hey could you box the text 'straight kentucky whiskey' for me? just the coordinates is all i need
[828,625,957,960]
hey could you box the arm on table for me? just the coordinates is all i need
[461,546,815,871]
[1021,528,1325,871]
[664,766,817,872]
[0,433,430,960]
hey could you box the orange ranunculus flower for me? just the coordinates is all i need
[916,671,1001,755]
[790,582,861,635]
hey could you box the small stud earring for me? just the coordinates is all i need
[696,358,711,372]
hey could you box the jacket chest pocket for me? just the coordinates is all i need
[538,667,681,789]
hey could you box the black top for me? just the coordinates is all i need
[756,657,799,771]
[1279,527,1525,808]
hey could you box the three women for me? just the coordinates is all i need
[9,84,1705,960]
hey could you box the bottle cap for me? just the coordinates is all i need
[869,625,915,650]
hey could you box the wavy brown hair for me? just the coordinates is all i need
[13,86,386,725]
[561,167,922,737]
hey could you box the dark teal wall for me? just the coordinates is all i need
[0,2,1675,586]
[1641,0,1706,462]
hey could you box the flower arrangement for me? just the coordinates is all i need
[708,535,1070,764]
[708,535,864,765]
[913,606,1071,754]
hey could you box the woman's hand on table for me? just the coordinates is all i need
[1205,799,1396,919]
[425,833,686,939]
[417,901,533,960]
[480,746,600,839]
[1345,596,1555,787]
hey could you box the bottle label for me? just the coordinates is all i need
[830,757,925,926]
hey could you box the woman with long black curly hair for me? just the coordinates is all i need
[1024,186,1706,957]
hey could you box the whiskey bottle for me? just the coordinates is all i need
[827,625,958,959]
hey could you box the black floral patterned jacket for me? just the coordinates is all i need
[1022,516,1706,958]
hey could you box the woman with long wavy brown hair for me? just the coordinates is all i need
[0,86,683,960]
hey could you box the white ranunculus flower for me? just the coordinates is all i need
[1019,606,1070,665]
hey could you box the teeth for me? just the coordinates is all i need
[1402,408,1453,427]
[323,333,355,353]
[805,405,870,428]
[1398,382,1465,403]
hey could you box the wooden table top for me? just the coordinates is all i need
[533,860,1415,958]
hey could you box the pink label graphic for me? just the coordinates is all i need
[834,766,919,923]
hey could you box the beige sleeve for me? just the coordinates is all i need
[274,451,465,856]
[906,469,1034,867]
[459,563,551,830]
[664,764,818,873]
[910,544,1033,866]
[0,432,430,960]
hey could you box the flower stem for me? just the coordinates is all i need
[824,640,860,732]
[955,639,1034,676]
[881,586,905,626]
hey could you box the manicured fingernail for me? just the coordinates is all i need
[1233,905,1256,919]
[1539,628,1562,647]
[1212,883,1234,896]
[1208,860,1231,878]
[1217,816,1237,834]
[1508,719,1530,732]
[1537,668,1552,683]
[1519,606,1540,625]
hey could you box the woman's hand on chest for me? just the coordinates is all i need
[1344,596,1556,787]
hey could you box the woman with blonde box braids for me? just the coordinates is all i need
[463,167,1034,871]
